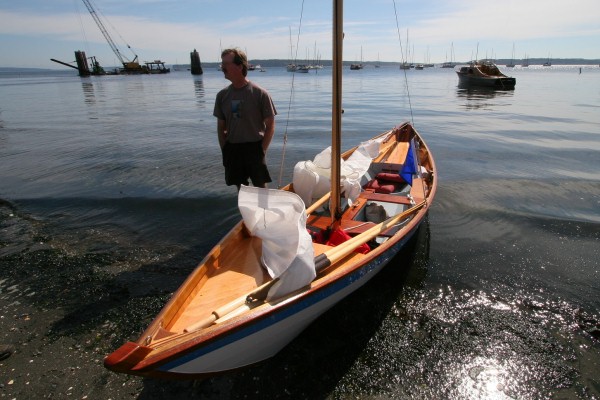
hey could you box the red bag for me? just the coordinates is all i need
[326,228,370,254]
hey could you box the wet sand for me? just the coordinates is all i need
[1,201,140,398]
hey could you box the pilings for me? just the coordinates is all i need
[75,51,91,77]
[190,49,203,75]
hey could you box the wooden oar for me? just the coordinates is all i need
[184,199,427,333]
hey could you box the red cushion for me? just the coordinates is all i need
[363,178,401,194]
[376,172,405,183]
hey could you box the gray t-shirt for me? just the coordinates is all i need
[213,81,277,144]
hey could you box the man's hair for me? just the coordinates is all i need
[221,48,248,77]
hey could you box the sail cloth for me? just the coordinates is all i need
[293,138,382,207]
[238,186,316,300]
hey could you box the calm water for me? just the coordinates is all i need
[1,65,599,398]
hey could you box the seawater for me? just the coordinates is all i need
[1,65,599,398]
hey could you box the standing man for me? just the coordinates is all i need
[213,48,277,190]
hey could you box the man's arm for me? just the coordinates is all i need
[262,116,275,153]
[217,119,227,149]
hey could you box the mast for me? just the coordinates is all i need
[331,0,343,221]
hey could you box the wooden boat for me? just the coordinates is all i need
[456,59,516,89]
[104,0,437,379]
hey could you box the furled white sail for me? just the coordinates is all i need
[292,138,382,206]
[238,186,316,300]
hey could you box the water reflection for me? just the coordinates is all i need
[81,81,96,105]
[193,77,205,107]
[456,356,511,398]
[456,86,515,110]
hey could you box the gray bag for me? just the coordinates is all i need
[365,202,387,223]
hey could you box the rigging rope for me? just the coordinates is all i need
[277,0,306,188]
[392,1,428,205]
[392,0,414,126]
[74,0,90,59]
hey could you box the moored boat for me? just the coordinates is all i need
[144,60,170,74]
[104,0,437,379]
[456,60,516,89]
[441,42,456,68]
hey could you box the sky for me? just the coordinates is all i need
[1,0,599,69]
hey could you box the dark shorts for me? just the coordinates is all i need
[222,141,272,187]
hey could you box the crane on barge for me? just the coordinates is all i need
[51,0,169,75]
[80,0,168,74]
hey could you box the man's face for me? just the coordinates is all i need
[221,53,241,81]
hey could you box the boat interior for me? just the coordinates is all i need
[142,125,431,345]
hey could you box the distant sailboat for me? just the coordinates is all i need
[350,46,364,70]
[543,54,552,66]
[217,39,223,71]
[424,46,434,67]
[286,26,297,72]
[506,43,515,68]
[399,30,411,70]
[441,42,456,68]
